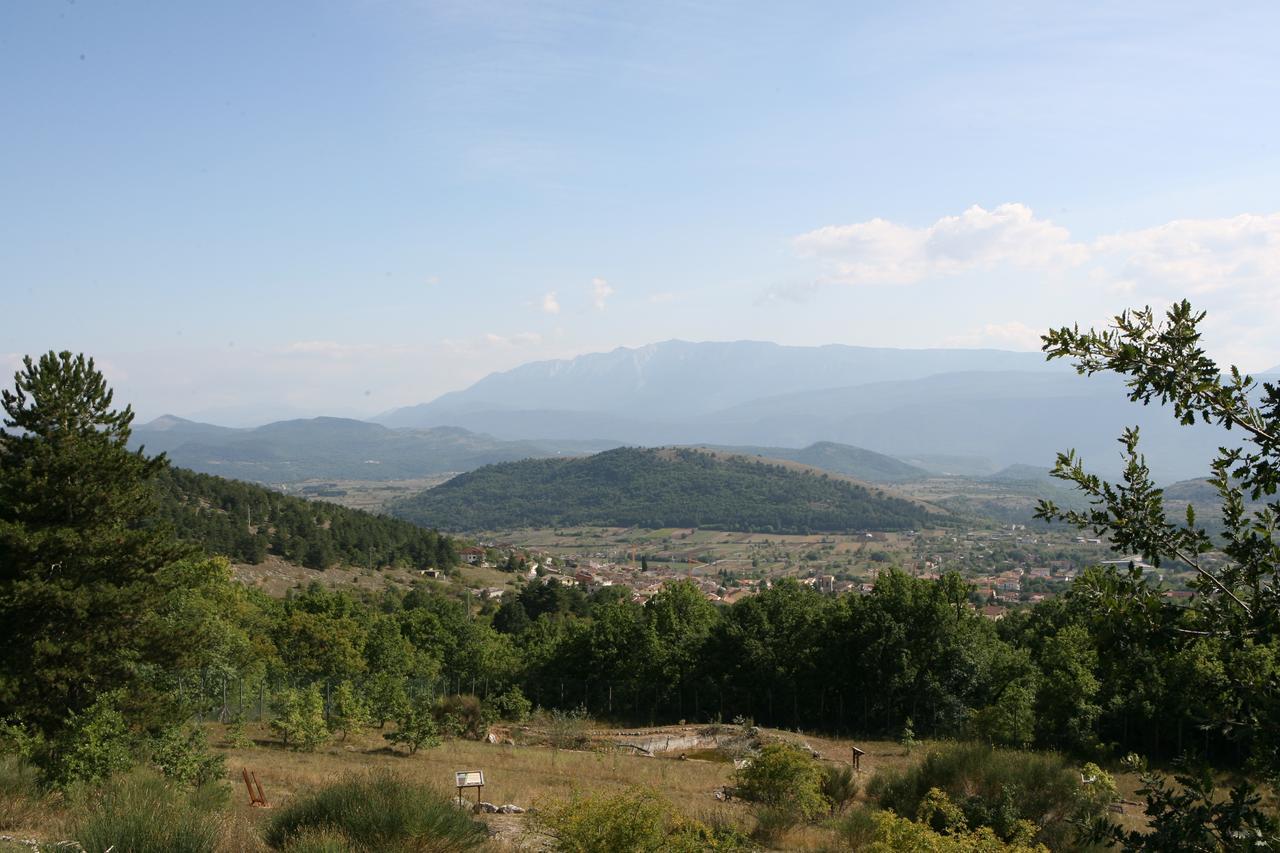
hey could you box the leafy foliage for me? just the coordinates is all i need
[868,743,1091,848]
[269,685,329,752]
[151,724,225,788]
[383,692,441,755]
[392,446,932,533]
[732,742,829,820]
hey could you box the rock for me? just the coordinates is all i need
[473,801,499,813]
[485,732,498,744]
[498,804,525,814]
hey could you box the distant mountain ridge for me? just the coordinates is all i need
[378,340,1061,426]
[131,415,617,484]
[702,441,929,483]
[390,446,936,533]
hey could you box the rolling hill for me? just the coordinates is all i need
[389,446,937,533]
[130,416,618,483]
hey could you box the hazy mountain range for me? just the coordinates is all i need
[138,340,1255,485]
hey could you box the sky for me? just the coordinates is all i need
[3,1,1280,425]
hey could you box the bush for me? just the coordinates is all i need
[545,705,591,750]
[489,686,532,722]
[266,770,486,852]
[329,681,371,742]
[534,785,750,853]
[68,768,223,853]
[732,742,829,820]
[225,713,254,749]
[384,694,440,755]
[270,685,329,752]
[821,764,859,815]
[45,691,134,788]
[855,807,1050,852]
[151,725,225,788]
[434,693,490,740]
[868,742,1088,848]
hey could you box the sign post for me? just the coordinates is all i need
[455,770,485,807]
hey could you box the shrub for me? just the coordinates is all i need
[868,742,1087,848]
[225,713,254,749]
[329,681,371,742]
[270,686,329,752]
[732,742,829,820]
[856,807,1050,852]
[489,686,532,722]
[45,691,134,788]
[748,805,798,848]
[534,785,750,853]
[152,725,225,788]
[433,693,490,740]
[68,768,223,853]
[821,764,859,815]
[367,673,410,728]
[383,694,440,755]
[545,705,591,750]
[266,770,486,852]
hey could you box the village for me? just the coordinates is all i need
[445,521,1197,621]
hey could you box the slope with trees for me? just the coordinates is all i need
[390,446,935,533]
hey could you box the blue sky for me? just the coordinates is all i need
[4,1,1280,423]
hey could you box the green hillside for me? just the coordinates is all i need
[153,466,461,570]
[390,446,935,533]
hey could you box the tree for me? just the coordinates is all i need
[1037,302,1280,843]
[384,692,441,755]
[329,680,371,742]
[0,352,206,735]
[269,685,328,751]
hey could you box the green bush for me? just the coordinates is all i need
[270,685,329,752]
[266,770,486,852]
[45,691,134,788]
[224,713,254,749]
[489,686,532,722]
[534,785,750,853]
[383,694,441,755]
[329,681,372,742]
[732,742,829,820]
[68,769,223,853]
[868,742,1087,848]
[151,725,225,788]
[821,764,859,814]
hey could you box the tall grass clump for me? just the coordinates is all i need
[0,754,42,830]
[265,770,486,852]
[867,742,1089,848]
[67,768,223,853]
[534,785,750,853]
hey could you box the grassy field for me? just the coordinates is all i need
[1,720,1159,851]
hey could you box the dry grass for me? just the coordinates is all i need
[2,721,1162,851]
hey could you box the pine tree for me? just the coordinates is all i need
[0,352,198,735]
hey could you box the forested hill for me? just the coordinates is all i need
[152,466,460,571]
[390,447,936,533]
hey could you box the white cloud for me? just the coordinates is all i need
[1093,212,1280,296]
[794,203,1087,286]
[542,290,561,314]
[591,277,614,310]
